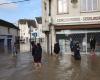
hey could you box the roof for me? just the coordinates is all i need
[35,17,42,24]
[18,19,37,28]
[0,19,19,30]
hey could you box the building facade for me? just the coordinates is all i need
[0,19,19,49]
[42,0,100,54]
[18,21,29,43]
[18,19,37,43]
[35,17,45,43]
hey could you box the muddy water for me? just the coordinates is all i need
[0,51,100,80]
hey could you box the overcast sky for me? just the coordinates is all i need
[0,0,41,23]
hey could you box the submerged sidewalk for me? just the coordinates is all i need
[0,51,100,80]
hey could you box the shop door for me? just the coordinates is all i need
[59,39,70,54]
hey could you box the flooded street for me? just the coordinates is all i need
[0,44,100,80]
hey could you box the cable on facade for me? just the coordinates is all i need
[0,0,30,5]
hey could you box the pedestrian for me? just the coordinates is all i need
[32,41,36,62]
[54,42,60,56]
[12,42,18,56]
[74,42,81,60]
[34,43,42,69]
[70,38,74,56]
[90,36,96,52]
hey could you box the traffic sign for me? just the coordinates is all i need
[32,33,37,37]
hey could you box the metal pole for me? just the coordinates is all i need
[86,31,87,54]
[30,26,31,52]
[35,36,36,43]
[51,26,53,55]
[51,32,52,55]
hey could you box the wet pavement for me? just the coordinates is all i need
[0,45,100,80]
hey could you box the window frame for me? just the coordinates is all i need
[57,0,69,14]
[80,0,100,13]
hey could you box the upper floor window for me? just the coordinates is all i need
[81,0,100,12]
[58,0,68,14]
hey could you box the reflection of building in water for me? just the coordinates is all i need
[42,0,100,54]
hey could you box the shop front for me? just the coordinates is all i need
[51,15,100,54]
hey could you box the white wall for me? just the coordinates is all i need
[10,28,18,36]
[19,22,30,43]
[42,0,50,31]
[0,26,8,35]
[42,0,100,27]
[51,0,100,25]
[38,24,45,38]
[0,25,19,46]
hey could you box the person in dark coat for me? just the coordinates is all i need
[32,41,36,62]
[74,42,81,60]
[54,42,60,56]
[70,38,74,56]
[90,36,96,52]
[34,43,42,68]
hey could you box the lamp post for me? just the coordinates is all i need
[86,30,87,54]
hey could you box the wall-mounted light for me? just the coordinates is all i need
[71,0,78,8]
[71,0,78,4]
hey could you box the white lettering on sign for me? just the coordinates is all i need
[83,16,100,21]
[56,16,100,24]
[57,18,80,23]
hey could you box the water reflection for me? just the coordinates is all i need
[0,49,100,80]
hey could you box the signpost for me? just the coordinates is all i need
[32,32,37,42]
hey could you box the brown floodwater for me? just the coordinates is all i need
[0,49,100,80]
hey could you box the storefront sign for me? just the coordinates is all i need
[83,16,100,21]
[56,16,100,24]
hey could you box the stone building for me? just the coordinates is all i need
[0,19,19,49]
[35,17,45,43]
[42,0,100,54]
[18,19,37,43]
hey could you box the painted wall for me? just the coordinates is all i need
[19,22,30,43]
[0,25,19,47]
[0,26,8,35]
[42,0,100,27]
[42,0,50,31]
[51,0,100,25]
